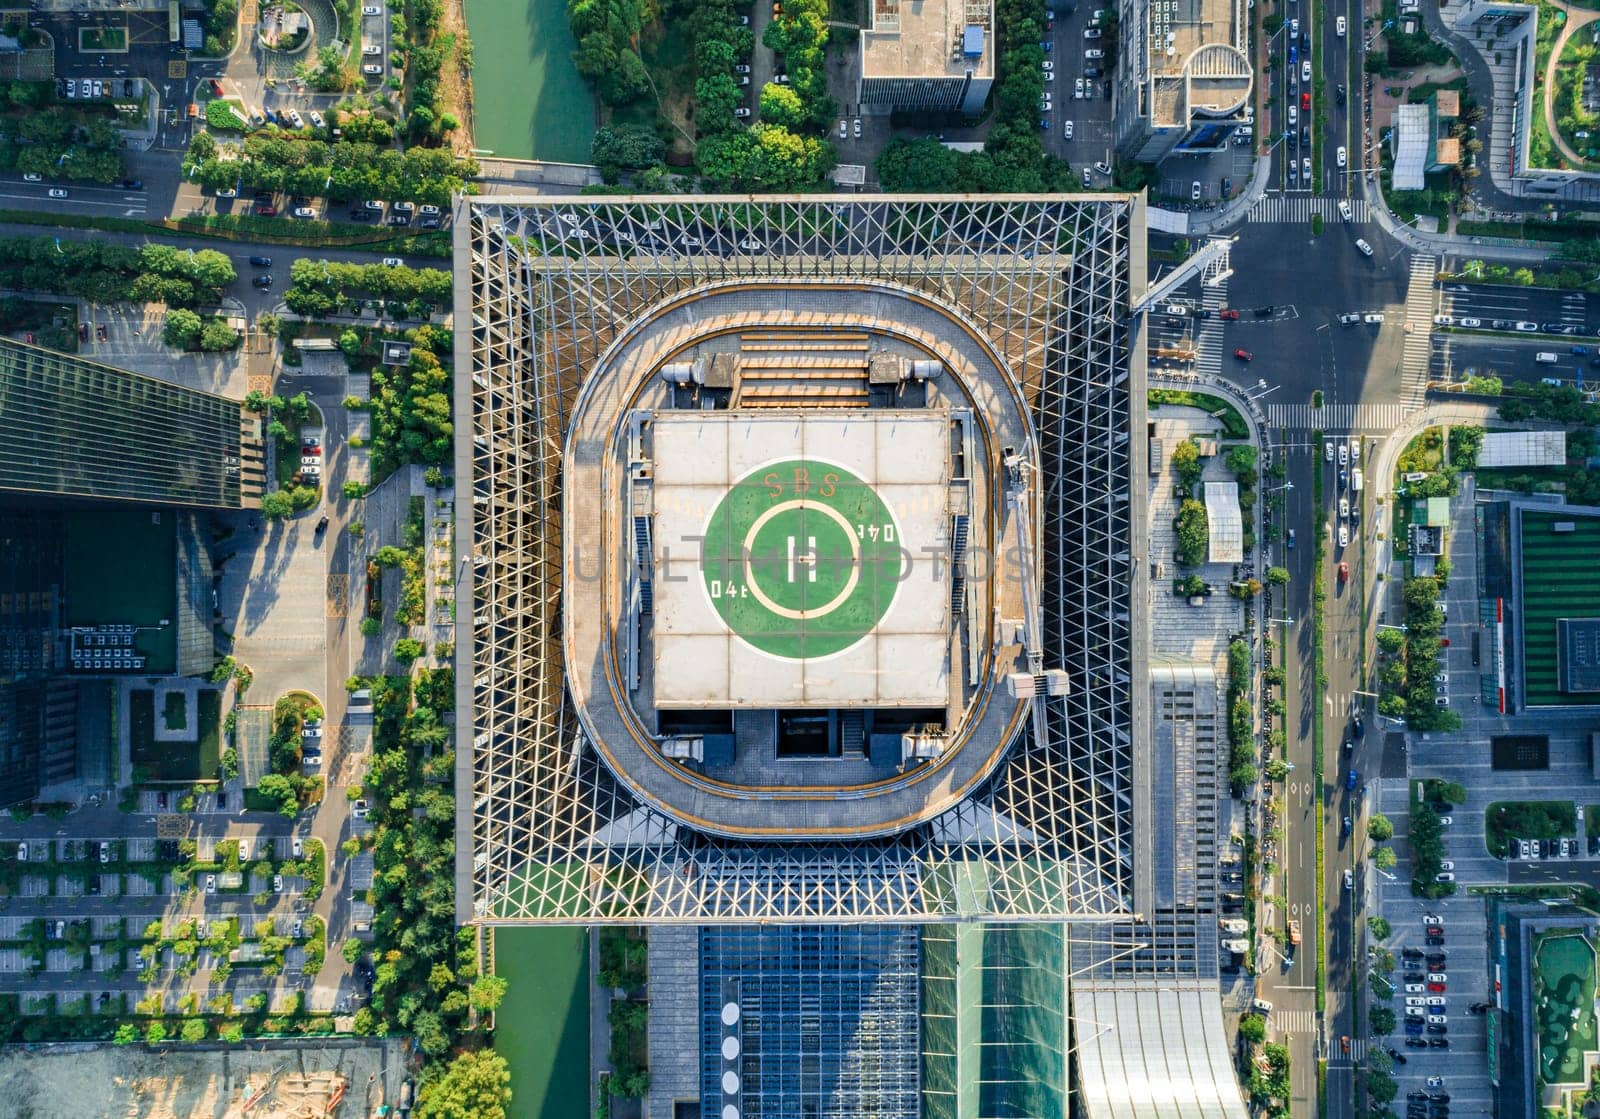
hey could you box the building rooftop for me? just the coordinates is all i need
[1203,481,1242,564]
[1144,0,1252,126]
[1392,103,1432,190]
[1435,88,1461,117]
[1478,430,1567,468]
[860,0,994,81]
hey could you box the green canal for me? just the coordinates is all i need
[465,0,594,164]
[493,926,591,1118]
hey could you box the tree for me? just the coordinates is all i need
[1264,759,1289,781]
[260,490,295,520]
[1229,762,1258,789]
[1225,443,1258,478]
[113,1023,139,1044]
[1377,628,1406,655]
[199,319,239,351]
[1367,916,1392,939]
[256,772,299,817]
[415,1050,512,1119]
[1367,814,1395,842]
[1238,1013,1267,1043]
[219,1022,245,1043]
[1366,1069,1398,1104]
[394,637,425,664]
[1171,438,1203,491]
[1373,845,1398,870]
[181,1017,207,1042]
[758,82,807,128]
[1174,499,1209,566]
[469,973,508,1013]
[1369,1005,1396,1035]
[591,124,664,174]
[1266,566,1289,586]
[162,307,204,349]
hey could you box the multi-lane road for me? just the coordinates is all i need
[1268,0,1358,196]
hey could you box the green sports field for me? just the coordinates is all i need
[62,508,176,673]
[1518,510,1600,706]
[493,926,590,1117]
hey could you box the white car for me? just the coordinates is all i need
[21,172,39,182]
[293,206,316,219]
[1404,983,1426,993]
[1439,861,1455,870]
[1288,104,1298,125]
[1301,60,1311,82]
[363,43,382,55]
[1355,238,1374,256]
[853,118,861,138]
[1290,18,1300,34]
[1427,996,1447,1007]
[1064,120,1073,140]
[1191,181,1202,201]
[286,109,305,128]
[1338,443,1349,466]
[1363,313,1384,324]
[1302,157,1311,180]
[1436,872,1456,882]
[363,3,382,12]
[1426,1077,1447,1089]
[1338,312,1361,324]
[838,119,847,138]
[1338,199,1352,221]
[1439,816,1453,826]
[1405,1006,1426,1018]
[381,256,404,267]
[1458,316,1482,328]
[1042,60,1054,71]
[15,842,25,862]
[1342,868,1353,890]
[1434,314,1454,325]
[363,64,384,76]
[1325,440,1334,461]
[1339,496,1349,519]
[1427,1014,1448,1025]
[1085,48,1104,59]
[1044,69,1055,82]
[1075,78,1085,99]
[1337,146,1346,168]
[205,874,216,894]
[292,837,303,857]
[1338,523,1349,548]
[308,110,325,128]
[1350,441,1360,463]
[1337,15,1346,34]
[47,188,67,199]
[738,237,763,251]
[1406,996,1429,1007]
[273,874,284,893]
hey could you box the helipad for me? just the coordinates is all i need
[652,412,951,708]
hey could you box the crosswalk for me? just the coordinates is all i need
[1264,402,1416,431]
[1401,254,1439,404]
[1272,1009,1316,1034]
[1247,196,1373,223]
[1193,272,1228,382]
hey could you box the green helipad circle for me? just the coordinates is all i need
[700,459,905,660]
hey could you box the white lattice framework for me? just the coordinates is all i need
[453,195,1147,925]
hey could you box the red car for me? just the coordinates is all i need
[1337,561,1349,582]
[1302,91,1311,111]
[1220,309,1240,320]
[256,204,277,216]
[1340,1035,1350,1054]
[1426,925,1443,937]
[1233,348,1253,361]
[1427,982,1446,993]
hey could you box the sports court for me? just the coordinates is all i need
[1518,510,1600,706]
[1533,930,1598,1086]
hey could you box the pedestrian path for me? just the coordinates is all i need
[1264,402,1415,430]
[1248,196,1372,223]
[1193,276,1227,382]
[1401,254,1439,405]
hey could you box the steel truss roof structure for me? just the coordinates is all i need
[454,195,1148,924]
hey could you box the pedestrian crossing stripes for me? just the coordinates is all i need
[1193,279,1227,382]
[1401,254,1439,405]
[1264,402,1414,431]
[1248,196,1372,223]
[1273,1009,1317,1034]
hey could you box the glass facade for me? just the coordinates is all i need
[700,924,921,1119]
[923,923,1070,1119]
[0,339,244,508]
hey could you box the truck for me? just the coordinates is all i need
[1288,919,1302,947]
[1352,467,1364,491]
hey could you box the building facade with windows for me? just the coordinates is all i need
[857,0,994,115]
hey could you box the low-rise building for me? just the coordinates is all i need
[858,0,994,116]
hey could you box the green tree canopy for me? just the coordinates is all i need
[1367,814,1395,842]
[415,1051,512,1119]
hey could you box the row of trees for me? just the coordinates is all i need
[285,257,452,316]
[0,237,236,308]
[0,105,126,184]
[1375,575,1462,732]
[365,324,454,476]
[694,0,836,189]
[878,0,1074,192]
[1498,380,1600,426]
[183,131,478,207]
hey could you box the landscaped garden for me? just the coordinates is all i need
[1534,930,1598,1086]
[1486,800,1577,858]
[129,689,222,783]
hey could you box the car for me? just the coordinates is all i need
[364,2,382,10]
[293,206,316,219]
[381,257,404,267]
[205,874,217,893]
[215,186,239,198]
[47,188,67,199]
[1343,868,1353,890]
[1434,314,1454,326]
[1301,92,1311,113]
[1355,238,1374,257]
[1343,815,1352,835]
[1338,561,1349,582]
[20,172,40,183]
[363,63,384,75]
[1085,48,1103,59]
[1426,1022,1448,1034]
[363,43,382,55]
[1426,996,1447,1008]
[286,108,305,128]
[1043,69,1055,82]
[1075,78,1085,98]
[1422,913,1442,924]
[1337,146,1347,168]
[256,203,277,216]
[1439,816,1452,826]
[1339,497,1349,519]
[1232,348,1253,361]
[838,119,847,138]
[302,722,323,740]
[1426,954,1447,967]
[1405,1037,1428,1048]
[1458,316,1482,328]
[1426,934,1444,946]
[1337,14,1346,33]
[1387,1047,1407,1064]
[1515,321,1539,332]
[1251,998,1273,1017]
[273,874,284,893]
[252,274,274,288]
[249,255,273,268]
[1302,60,1312,83]
[1338,312,1361,324]
[1405,1006,1425,1018]
[293,919,304,938]
[1427,981,1446,992]
[1427,971,1446,983]
[1218,308,1240,320]
[98,841,110,864]
[1288,104,1298,125]
[1084,27,1102,38]
[1287,529,1296,548]
[353,799,370,819]
[1041,60,1054,71]
[1063,120,1073,140]
[853,119,862,138]
[1439,861,1454,870]
[1404,983,1425,993]
[1406,996,1430,1007]
[1338,523,1349,548]
[1325,440,1335,462]
[1347,768,1358,791]
[53,920,64,939]
[1426,1077,1445,1089]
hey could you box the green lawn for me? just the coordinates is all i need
[1534,931,1598,1086]
[162,691,187,732]
[63,509,177,673]
[129,689,221,783]
[1519,510,1600,705]
[493,927,590,1119]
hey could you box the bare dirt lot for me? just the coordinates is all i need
[0,1038,408,1119]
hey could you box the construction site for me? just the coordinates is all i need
[0,1037,408,1119]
